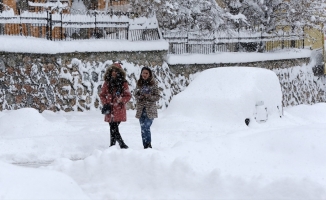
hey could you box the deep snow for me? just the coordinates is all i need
[1,67,326,200]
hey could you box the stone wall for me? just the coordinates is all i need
[0,51,182,112]
[273,64,326,107]
[0,51,325,112]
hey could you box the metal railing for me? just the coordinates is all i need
[163,31,305,54]
[0,10,161,41]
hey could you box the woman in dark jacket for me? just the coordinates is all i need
[134,67,160,149]
[100,63,131,149]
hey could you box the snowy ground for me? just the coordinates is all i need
[1,67,326,199]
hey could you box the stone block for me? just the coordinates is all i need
[50,78,58,85]
[7,57,16,68]
[5,93,15,105]
[7,67,14,74]
[15,94,25,104]
[0,59,5,72]
[23,85,34,93]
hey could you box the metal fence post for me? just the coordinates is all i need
[49,12,52,41]
[46,11,49,40]
[186,32,189,53]
[60,11,63,40]
[282,31,284,49]
[260,28,264,52]
[18,9,23,36]
[302,26,305,49]
[94,12,97,39]
[213,31,216,53]
[126,24,129,40]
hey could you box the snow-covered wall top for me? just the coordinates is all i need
[167,49,312,65]
[0,36,310,64]
[0,36,169,54]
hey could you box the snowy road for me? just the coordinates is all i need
[1,105,326,199]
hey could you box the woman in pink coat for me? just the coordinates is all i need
[100,63,131,149]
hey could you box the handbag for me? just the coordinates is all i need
[101,81,112,115]
[101,104,111,115]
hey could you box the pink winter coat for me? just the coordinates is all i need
[99,81,131,122]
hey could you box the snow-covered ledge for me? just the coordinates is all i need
[166,49,312,65]
[0,36,169,54]
[166,49,311,77]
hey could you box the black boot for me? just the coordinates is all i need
[116,133,128,149]
[144,143,152,149]
[110,122,128,149]
[119,141,129,149]
[109,132,116,147]
[109,140,116,147]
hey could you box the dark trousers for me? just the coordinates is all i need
[109,122,124,146]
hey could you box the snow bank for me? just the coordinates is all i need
[167,49,311,64]
[0,108,77,138]
[158,67,283,130]
[0,162,90,200]
[0,36,169,54]
[0,108,104,163]
[47,148,326,200]
[0,101,326,199]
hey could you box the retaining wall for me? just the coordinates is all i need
[0,51,324,112]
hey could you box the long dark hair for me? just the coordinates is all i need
[137,67,155,87]
[104,64,127,94]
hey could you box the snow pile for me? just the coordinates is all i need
[167,49,311,64]
[160,67,283,130]
[1,104,326,199]
[0,108,76,138]
[0,36,168,54]
[0,162,90,200]
[46,147,326,200]
[0,109,94,163]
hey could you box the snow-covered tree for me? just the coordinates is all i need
[225,0,242,15]
[70,0,87,14]
[129,0,246,32]
[288,0,326,28]
[239,0,265,30]
[235,0,326,34]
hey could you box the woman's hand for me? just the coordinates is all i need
[143,94,150,98]
[117,97,122,103]
[139,94,150,99]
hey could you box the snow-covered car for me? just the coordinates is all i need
[161,67,283,130]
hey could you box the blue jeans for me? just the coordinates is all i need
[139,108,153,147]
